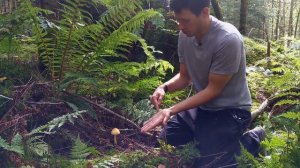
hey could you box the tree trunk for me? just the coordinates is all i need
[211,0,223,21]
[288,0,295,37]
[279,0,286,38]
[275,0,282,40]
[239,0,248,35]
[294,7,300,38]
[271,0,274,39]
[1,0,17,14]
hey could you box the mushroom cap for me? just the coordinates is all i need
[111,128,120,135]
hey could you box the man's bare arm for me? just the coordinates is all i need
[169,73,232,114]
[142,73,232,133]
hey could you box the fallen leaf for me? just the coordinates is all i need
[0,76,7,82]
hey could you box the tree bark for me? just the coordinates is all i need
[294,7,300,38]
[1,0,17,14]
[271,0,274,39]
[211,0,223,21]
[280,0,286,38]
[275,0,282,40]
[288,0,295,37]
[239,0,248,35]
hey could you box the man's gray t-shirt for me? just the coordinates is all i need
[178,16,252,112]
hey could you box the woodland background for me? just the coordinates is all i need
[0,0,299,167]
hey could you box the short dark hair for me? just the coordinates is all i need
[170,0,210,15]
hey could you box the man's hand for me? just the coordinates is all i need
[141,108,172,133]
[150,86,166,111]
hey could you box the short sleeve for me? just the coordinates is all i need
[210,34,243,74]
[178,31,185,63]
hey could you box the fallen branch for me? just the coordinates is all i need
[64,91,140,130]
[251,99,270,121]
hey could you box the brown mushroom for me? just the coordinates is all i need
[111,128,120,145]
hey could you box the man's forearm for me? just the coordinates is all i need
[169,73,233,115]
[159,73,191,92]
[169,87,218,115]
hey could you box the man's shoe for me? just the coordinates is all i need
[240,126,266,156]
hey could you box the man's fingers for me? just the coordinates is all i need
[157,95,163,105]
[141,113,163,133]
[141,120,161,133]
[150,95,160,112]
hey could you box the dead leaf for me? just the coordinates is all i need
[0,76,7,82]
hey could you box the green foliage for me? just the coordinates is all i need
[18,0,164,80]
[174,142,200,166]
[236,146,260,168]
[125,99,156,125]
[24,136,49,159]
[28,110,87,136]
[244,37,267,65]
[70,137,100,160]
[0,133,24,155]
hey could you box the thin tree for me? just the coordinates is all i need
[288,0,295,37]
[211,0,223,20]
[280,0,286,38]
[295,7,300,38]
[275,0,282,40]
[239,0,248,35]
[271,0,275,39]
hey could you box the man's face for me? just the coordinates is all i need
[174,9,204,37]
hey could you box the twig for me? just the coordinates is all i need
[26,101,65,105]
[3,78,35,119]
[0,113,33,133]
[0,95,13,100]
[63,91,140,130]
[0,95,64,105]
[13,80,58,88]
[123,136,154,153]
[217,163,238,168]
[202,152,227,168]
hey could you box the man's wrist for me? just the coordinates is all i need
[163,84,168,92]
[158,84,168,92]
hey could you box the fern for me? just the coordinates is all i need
[0,133,24,155]
[236,146,260,168]
[94,156,123,168]
[280,112,300,120]
[24,0,164,81]
[25,136,49,158]
[28,110,87,136]
[126,99,156,125]
[70,137,100,160]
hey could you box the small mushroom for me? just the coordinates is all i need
[111,128,120,145]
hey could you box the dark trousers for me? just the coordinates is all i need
[158,108,252,168]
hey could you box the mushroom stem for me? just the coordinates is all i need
[114,135,117,145]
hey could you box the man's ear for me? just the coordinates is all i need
[201,7,209,16]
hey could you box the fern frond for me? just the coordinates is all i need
[25,136,49,157]
[280,112,300,120]
[117,9,162,33]
[126,99,156,125]
[70,137,99,160]
[28,110,87,136]
[275,99,300,106]
[0,133,24,155]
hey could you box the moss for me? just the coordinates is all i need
[244,37,267,65]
